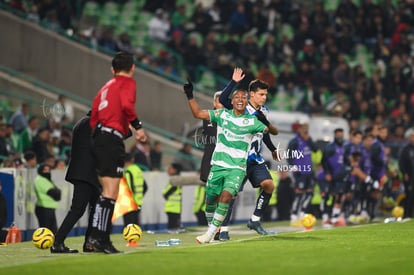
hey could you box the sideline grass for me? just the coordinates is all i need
[1,221,414,274]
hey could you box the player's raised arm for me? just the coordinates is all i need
[183,78,210,121]
[219,67,245,109]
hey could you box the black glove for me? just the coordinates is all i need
[255,110,270,126]
[183,78,194,100]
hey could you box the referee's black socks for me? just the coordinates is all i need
[90,196,115,242]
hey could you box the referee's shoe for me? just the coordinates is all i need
[85,237,121,254]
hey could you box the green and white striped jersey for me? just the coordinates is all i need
[208,108,266,171]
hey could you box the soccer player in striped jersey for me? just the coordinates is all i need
[219,78,280,235]
[183,79,277,244]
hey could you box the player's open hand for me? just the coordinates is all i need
[232,67,245,82]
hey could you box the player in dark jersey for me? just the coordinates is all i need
[86,52,147,254]
[287,121,318,226]
[321,128,347,226]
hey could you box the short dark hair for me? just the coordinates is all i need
[334,128,344,134]
[24,151,36,161]
[124,152,134,162]
[351,129,362,136]
[248,79,269,92]
[112,52,134,73]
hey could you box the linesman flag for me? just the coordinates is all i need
[112,177,138,222]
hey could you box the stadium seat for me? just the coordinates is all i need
[130,28,148,49]
[189,32,203,47]
[136,11,152,29]
[82,1,101,18]
[279,23,294,41]
[324,0,341,13]
[199,70,216,90]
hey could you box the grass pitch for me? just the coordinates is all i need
[1,220,414,275]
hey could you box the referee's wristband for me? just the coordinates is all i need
[130,118,142,130]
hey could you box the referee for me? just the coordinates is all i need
[50,111,101,253]
[86,52,146,254]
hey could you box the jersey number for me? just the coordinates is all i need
[98,89,109,111]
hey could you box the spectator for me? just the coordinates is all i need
[162,162,184,232]
[0,123,9,164]
[239,34,260,65]
[171,4,188,32]
[19,115,39,153]
[34,163,61,233]
[248,3,267,35]
[191,4,213,36]
[173,143,196,172]
[260,33,279,63]
[132,141,152,171]
[52,95,74,126]
[32,127,52,164]
[9,102,29,134]
[23,150,37,169]
[229,3,249,35]
[182,34,205,80]
[314,60,334,92]
[203,42,220,71]
[98,29,117,52]
[150,141,163,171]
[167,30,185,54]
[115,33,136,56]
[256,63,277,96]
[4,124,18,155]
[148,8,171,43]
[0,180,7,242]
[208,2,223,30]
[278,63,296,90]
[123,153,147,226]
[333,60,352,95]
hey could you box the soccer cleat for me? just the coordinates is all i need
[219,231,230,241]
[213,230,220,241]
[50,243,79,253]
[102,242,122,254]
[195,232,213,244]
[247,220,268,235]
[84,237,121,254]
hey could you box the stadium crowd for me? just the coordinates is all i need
[0,0,414,229]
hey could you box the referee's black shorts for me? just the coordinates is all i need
[92,131,125,178]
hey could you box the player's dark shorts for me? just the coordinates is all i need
[345,180,357,194]
[92,131,125,178]
[317,179,330,196]
[240,161,272,191]
[332,180,347,194]
[293,173,314,191]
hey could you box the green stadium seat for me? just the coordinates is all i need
[82,1,101,18]
[199,70,216,90]
[324,0,341,13]
[279,23,294,41]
